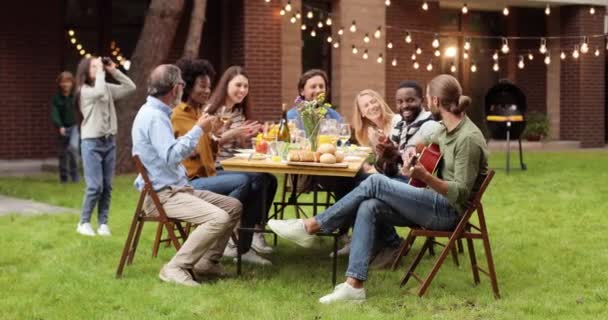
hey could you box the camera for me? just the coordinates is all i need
[101,57,112,66]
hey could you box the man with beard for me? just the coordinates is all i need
[132,64,242,286]
[375,81,442,177]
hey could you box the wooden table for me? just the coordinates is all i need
[220,157,366,177]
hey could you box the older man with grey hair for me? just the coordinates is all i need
[131,64,242,286]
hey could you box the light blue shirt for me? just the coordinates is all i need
[286,107,343,130]
[132,96,203,191]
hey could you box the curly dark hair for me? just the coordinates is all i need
[175,58,216,102]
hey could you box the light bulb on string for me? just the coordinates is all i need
[307,10,313,19]
[426,61,433,71]
[301,24,307,30]
[560,51,566,60]
[411,53,417,61]
[317,21,323,28]
[544,54,551,65]
[581,37,589,54]
[364,33,370,43]
[338,28,344,36]
[327,36,333,43]
[280,9,285,16]
[415,45,422,55]
[350,20,357,32]
[290,15,297,24]
[374,27,382,39]
[594,47,600,57]
[589,7,595,15]
[363,49,369,60]
[492,51,499,61]
[545,4,551,15]
[85,53,91,58]
[405,32,412,43]
[493,62,500,72]
[528,52,534,61]
[462,3,468,14]
[295,11,301,19]
[539,38,547,54]
[503,7,509,16]
[470,62,477,73]
[413,61,420,70]
[572,45,580,59]
[432,34,440,48]
[285,1,292,12]
[434,49,441,57]
[310,29,316,37]
[422,1,429,11]
[518,56,525,69]
[68,30,75,36]
[391,58,397,66]
[387,42,393,49]
[501,38,510,54]
[385,0,391,6]
[70,38,77,44]
[463,50,469,60]
[352,45,358,55]
[333,41,340,49]
[79,49,86,56]
[450,63,457,73]
[326,17,332,26]
[464,38,471,51]
[76,44,82,50]
[377,53,383,64]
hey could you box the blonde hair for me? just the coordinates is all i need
[427,74,471,114]
[352,89,395,146]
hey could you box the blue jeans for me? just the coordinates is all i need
[191,171,278,252]
[315,174,460,281]
[80,136,116,225]
[58,126,80,183]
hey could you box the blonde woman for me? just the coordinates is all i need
[352,89,401,150]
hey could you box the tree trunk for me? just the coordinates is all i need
[183,0,208,59]
[114,0,186,173]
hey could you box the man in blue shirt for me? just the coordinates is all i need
[132,64,242,286]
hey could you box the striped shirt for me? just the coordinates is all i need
[216,107,246,163]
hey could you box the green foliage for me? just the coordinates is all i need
[523,112,550,140]
[1,151,607,319]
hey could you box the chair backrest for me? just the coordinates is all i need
[132,155,170,221]
[466,169,495,210]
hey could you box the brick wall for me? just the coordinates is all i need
[0,2,63,159]
[385,0,441,109]
[242,0,283,122]
[560,5,605,147]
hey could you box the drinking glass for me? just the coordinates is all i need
[339,123,351,151]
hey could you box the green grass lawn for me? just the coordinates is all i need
[1,151,607,319]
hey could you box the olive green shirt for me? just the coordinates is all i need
[431,116,489,214]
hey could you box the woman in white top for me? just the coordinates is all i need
[74,57,135,236]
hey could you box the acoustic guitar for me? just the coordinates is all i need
[408,143,442,188]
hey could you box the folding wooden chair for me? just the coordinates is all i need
[115,155,189,278]
[151,222,192,258]
[398,170,500,298]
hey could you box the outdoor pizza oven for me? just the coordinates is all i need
[484,80,527,140]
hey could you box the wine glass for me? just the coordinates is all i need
[339,123,351,151]
[217,106,232,130]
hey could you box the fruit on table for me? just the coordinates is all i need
[255,140,268,154]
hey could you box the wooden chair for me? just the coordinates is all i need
[151,222,192,258]
[115,155,189,278]
[397,170,500,298]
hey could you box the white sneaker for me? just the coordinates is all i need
[235,250,272,266]
[76,223,96,236]
[251,233,273,254]
[159,264,200,287]
[329,242,351,258]
[223,239,238,258]
[319,282,366,304]
[267,219,317,248]
[97,224,111,236]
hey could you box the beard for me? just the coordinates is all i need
[400,106,422,123]
[429,104,442,121]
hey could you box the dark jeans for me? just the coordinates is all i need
[80,136,115,225]
[315,174,460,281]
[58,126,79,183]
[191,171,278,253]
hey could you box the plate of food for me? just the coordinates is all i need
[234,153,267,160]
[234,148,254,154]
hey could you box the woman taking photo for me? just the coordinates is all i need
[205,65,278,260]
[51,71,79,183]
[172,60,273,266]
[75,57,135,236]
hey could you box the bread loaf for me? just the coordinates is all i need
[288,150,315,162]
[317,143,337,155]
[320,153,337,164]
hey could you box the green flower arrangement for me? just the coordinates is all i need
[296,92,333,150]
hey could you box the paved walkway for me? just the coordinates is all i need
[0,195,78,216]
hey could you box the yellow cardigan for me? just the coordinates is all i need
[171,102,218,178]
